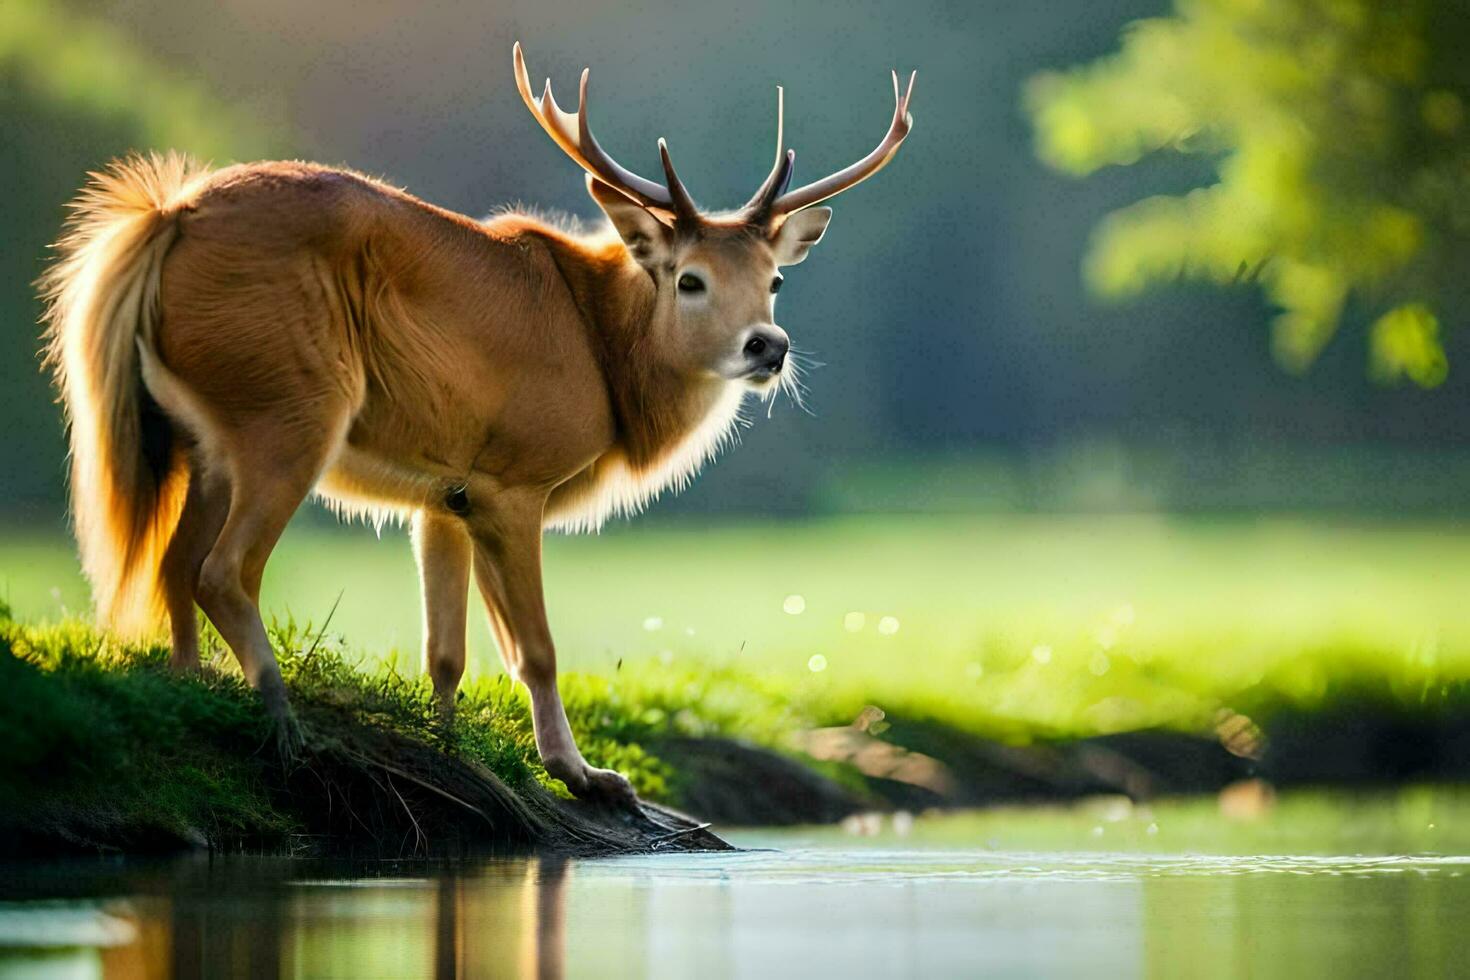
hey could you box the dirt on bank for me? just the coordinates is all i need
[653,699,1470,827]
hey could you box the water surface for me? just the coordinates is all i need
[3,791,1468,978]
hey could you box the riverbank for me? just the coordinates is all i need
[7,610,1470,856]
[0,616,731,856]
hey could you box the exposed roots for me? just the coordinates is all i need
[280,706,732,857]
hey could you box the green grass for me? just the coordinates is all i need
[9,512,1470,847]
[6,513,1470,744]
[0,610,703,848]
[1,616,290,846]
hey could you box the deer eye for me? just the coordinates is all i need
[677,273,706,294]
[770,275,784,295]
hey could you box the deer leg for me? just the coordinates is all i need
[412,509,472,717]
[468,492,634,805]
[195,422,341,756]
[161,462,230,671]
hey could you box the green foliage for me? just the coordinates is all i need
[1369,301,1446,386]
[0,0,270,157]
[1025,0,1470,385]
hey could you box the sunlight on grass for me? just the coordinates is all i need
[6,514,1470,740]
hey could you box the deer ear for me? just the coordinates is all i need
[587,175,673,270]
[769,207,832,266]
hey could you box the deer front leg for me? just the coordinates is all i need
[412,509,472,717]
[468,493,635,806]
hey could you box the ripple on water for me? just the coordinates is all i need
[574,848,1470,886]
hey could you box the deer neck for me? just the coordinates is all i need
[545,232,736,474]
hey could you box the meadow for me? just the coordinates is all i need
[6,511,1470,744]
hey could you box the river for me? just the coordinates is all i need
[3,790,1467,978]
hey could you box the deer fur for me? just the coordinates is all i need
[42,154,823,796]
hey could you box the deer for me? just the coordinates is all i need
[41,43,915,803]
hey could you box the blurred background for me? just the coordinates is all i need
[10,6,1470,972]
[6,0,1470,701]
[8,0,1470,521]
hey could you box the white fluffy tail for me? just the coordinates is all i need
[40,152,211,635]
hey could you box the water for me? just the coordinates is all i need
[3,793,1469,978]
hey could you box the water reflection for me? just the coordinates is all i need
[2,838,1470,977]
[0,854,573,978]
[427,857,569,979]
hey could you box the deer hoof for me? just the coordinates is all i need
[547,756,636,807]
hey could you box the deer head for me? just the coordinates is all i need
[513,43,915,396]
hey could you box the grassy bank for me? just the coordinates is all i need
[9,513,1470,851]
[0,612,750,853]
[6,602,1470,852]
[9,514,1470,738]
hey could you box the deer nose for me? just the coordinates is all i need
[744,328,789,371]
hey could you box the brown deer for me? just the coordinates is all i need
[41,43,914,801]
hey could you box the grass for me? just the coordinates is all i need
[1,615,289,847]
[0,608,735,850]
[0,596,820,848]
[7,512,1470,849]
[8,511,1470,846]
[7,512,1470,736]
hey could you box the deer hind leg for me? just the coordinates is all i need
[161,461,229,671]
[195,412,349,751]
[412,509,472,715]
[467,490,634,805]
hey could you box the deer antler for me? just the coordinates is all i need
[759,69,916,218]
[514,43,913,224]
[513,42,698,221]
[740,87,797,222]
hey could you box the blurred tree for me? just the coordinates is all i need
[1025,0,1470,387]
[0,0,278,517]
